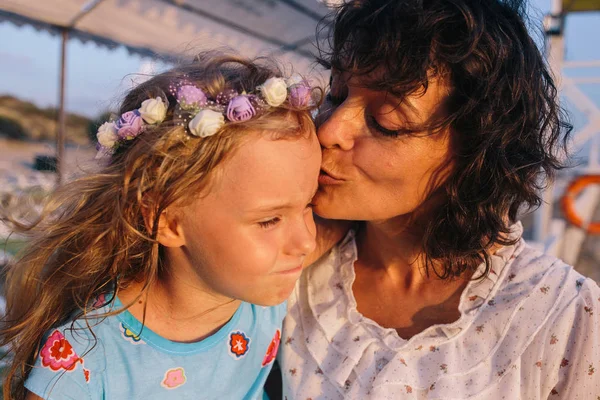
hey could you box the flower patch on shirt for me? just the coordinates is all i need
[119,323,146,345]
[262,329,281,367]
[92,293,108,309]
[229,331,250,358]
[161,367,186,389]
[40,330,81,372]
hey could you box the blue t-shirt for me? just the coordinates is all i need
[25,297,286,399]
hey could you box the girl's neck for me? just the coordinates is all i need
[118,271,240,343]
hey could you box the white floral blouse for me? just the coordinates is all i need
[279,222,600,399]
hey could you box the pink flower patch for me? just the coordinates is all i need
[262,329,281,367]
[161,367,186,389]
[92,293,107,309]
[40,330,81,372]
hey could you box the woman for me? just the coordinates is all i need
[279,0,600,398]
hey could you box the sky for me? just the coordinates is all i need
[0,0,598,121]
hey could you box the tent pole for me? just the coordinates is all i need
[533,0,564,246]
[56,28,68,186]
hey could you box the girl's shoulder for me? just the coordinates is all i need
[25,299,288,399]
[24,311,115,399]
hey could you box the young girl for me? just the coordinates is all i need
[1,52,321,400]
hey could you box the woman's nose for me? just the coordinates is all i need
[317,103,359,151]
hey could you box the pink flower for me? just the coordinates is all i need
[288,82,312,108]
[226,95,256,122]
[177,85,207,110]
[92,293,107,309]
[161,367,186,389]
[116,110,144,140]
[262,330,281,367]
[40,330,80,371]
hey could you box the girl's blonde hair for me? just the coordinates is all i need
[0,51,319,399]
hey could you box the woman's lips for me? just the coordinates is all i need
[318,169,345,185]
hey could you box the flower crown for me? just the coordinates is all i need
[95,75,313,159]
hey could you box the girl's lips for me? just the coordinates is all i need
[276,265,303,274]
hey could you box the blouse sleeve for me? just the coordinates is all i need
[549,278,600,399]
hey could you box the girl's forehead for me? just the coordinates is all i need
[214,134,319,195]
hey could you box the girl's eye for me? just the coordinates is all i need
[258,217,281,229]
[366,115,409,138]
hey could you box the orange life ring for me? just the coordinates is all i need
[560,174,600,235]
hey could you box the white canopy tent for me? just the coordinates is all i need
[0,0,331,181]
[533,0,600,265]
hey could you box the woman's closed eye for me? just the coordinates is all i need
[366,115,414,138]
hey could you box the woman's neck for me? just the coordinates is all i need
[353,218,472,338]
[118,259,240,343]
[357,217,471,290]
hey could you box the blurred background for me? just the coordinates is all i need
[0,0,599,377]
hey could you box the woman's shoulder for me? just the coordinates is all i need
[506,240,600,309]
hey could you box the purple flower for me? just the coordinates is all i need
[288,82,312,108]
[177,85,207,109]
[226,95,256,122]
[116,110,144,140]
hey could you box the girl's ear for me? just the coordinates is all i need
[142,205,185,248]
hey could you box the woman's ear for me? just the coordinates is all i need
[142,205,185,248]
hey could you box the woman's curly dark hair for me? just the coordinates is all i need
[319,0,572,278]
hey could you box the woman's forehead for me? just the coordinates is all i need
[333,68,450,96]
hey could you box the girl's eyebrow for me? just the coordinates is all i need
[249,203,296,213]
[249,187,319,214]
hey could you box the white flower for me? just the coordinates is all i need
[285,73,304,87]
[139,97,167,124]
[188,109,225,138]
[96,122,118,148]
[260,77,288,107]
